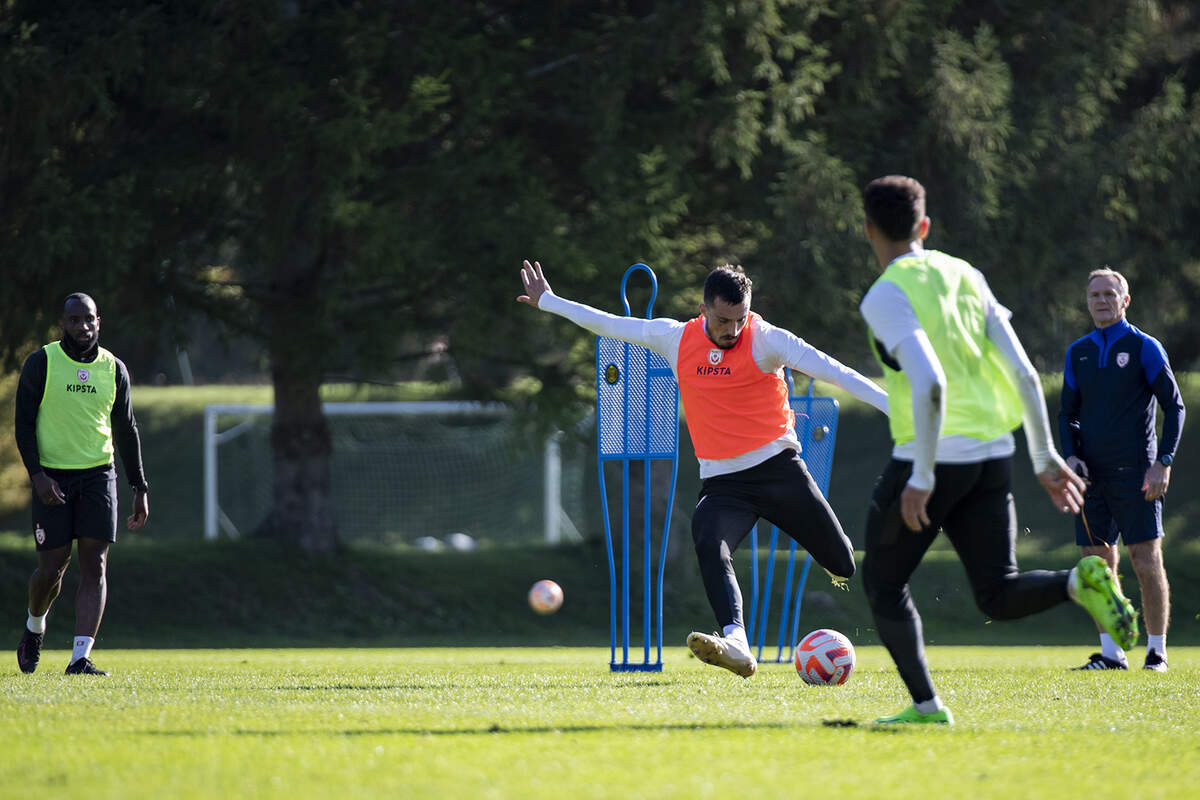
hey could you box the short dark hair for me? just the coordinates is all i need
[863,175,926,242]
[703,265,752,306]
[62,292,97,314]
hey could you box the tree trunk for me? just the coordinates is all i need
[263,359,338,553]
[259,210,338,552]
[254,163,339,553]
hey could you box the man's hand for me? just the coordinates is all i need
[127,488,149,531]
[517,260,552,308]
[31,473,65,506]
[1065,455,1090,482]
[900,484,932,532]
[1142,462,1170,501]
[1037,461,1086,514]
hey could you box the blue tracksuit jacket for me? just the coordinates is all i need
[1058,319,1185,475]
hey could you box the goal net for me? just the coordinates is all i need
[203,402,587,546]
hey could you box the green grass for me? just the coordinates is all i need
[1,379,1195,796]
[1,646,1197,799]
[4,533,1200,649]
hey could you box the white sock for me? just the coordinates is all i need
[26,610,47,634]
[915,697,944,714]
[1147,634,1166,655]
[1066,567,1079,601]
[71,636,95,663]
[1099,633,1126,663]
[722,625,749,648]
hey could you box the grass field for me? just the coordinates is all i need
[2,646,1197,799]
[0,378,1196,797]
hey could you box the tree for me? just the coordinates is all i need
[2,2,459,550]
[2,1,1196,552]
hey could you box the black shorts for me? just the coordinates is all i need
[863,457,1018,604]
[31,466,119,551]
[1075,465,1163,547]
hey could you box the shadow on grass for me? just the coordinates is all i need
[262,678,679,691]
[137,719,960,737]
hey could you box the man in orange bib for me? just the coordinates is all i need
[519,260,887,677]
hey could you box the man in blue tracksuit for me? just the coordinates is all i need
[1059,268,1185,671]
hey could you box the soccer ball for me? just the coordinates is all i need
[794,628,855,685]
[527,579,563,615]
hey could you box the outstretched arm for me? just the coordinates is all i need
[759,322,888,414]
[517,260,552,308]
[516,259,686,360]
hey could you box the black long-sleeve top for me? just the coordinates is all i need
[14,335,149,491]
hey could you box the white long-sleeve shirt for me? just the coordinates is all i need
[859,252,1060,491]
[539,291,887,478]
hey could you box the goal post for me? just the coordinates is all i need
[202,401,584,545]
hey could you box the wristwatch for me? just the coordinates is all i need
[1159,453,1174,467]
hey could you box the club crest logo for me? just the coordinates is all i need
[77,368,90,382]
[708,348,723,365]
[35,523,45,545]
[1116,352,1129,368]
[604,363,620,385]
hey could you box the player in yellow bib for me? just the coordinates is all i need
[858,176,1138,725]
[14,293,150,676]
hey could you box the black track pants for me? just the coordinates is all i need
[863,457,1070,703]
[691,449,856,630]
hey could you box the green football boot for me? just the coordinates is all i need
[1072,555,1139,651]
[874,705,954,725]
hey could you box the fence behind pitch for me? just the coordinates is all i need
[203,402,588,545]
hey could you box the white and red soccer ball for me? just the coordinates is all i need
[794,628,855,685]
[527,579,564,615]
